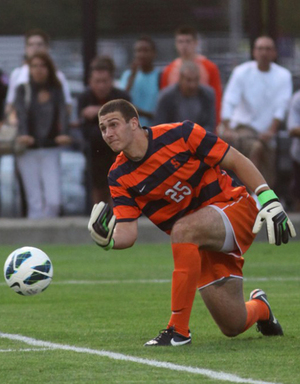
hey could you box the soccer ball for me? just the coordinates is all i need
[3,246,53,296]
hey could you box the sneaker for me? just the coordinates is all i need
[144,326,192,346]
[250,289,283,336]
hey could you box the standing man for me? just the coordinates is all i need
[88,99,296,346]
[154,61,215,133]
[220,36,292,188]
[78,57,131,205]
[5,29,72,113]
[287,90,300,211]
[119,36,161,127]
[161,26,222,124]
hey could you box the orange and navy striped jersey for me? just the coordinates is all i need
[108,121,246,234]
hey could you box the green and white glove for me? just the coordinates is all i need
[252,190,296,245]
[88,202,116,250]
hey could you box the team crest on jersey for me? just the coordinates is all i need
[170,158,181,169]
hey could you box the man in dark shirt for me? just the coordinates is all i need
[154,61,216,133]
[78,56,131,205]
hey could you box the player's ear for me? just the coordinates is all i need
[130,117,140,130]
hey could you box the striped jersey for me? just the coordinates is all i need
[108,121,246,234]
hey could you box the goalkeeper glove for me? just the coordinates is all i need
[252,190,296,245]
[88,202,116,250]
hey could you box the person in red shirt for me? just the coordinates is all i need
[88,99,296,347]
[161,26,222,126]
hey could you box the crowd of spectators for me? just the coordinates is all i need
[0,26,299,218]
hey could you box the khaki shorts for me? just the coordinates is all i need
[221,125,276,187]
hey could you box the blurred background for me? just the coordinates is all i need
[0,0,299,219]
[1,0,300,91]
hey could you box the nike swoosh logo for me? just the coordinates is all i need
[170,338,191,346]
[266,207,279,213]
[139,185,146,193]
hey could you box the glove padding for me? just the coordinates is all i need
[253,191,296,245]
[88,202,116,249]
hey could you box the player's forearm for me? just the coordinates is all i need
[221,147,269,194]
[112,221,138,249]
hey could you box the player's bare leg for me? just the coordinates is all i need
[145,205,274,346]
[171,206,226,249]
[200,277,247,336]
[145,207,226,346]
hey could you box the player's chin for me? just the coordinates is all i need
[108,141,121,152]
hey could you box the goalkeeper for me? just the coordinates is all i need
[88,99,296,347]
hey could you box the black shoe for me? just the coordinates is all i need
[250,289,283,336]
[144,326,192,346]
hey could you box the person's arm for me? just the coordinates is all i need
[5,68,20,113]
[56,71,72,107]
[205,60,222,124]
[218,67,244,139]
[14,84,28,136]
[259,118,281,142]
[201,86,216,133]
[54,88,72,146]
[287,91,300,137]
[220,146,268,192]
[220,146,296,245]
[289,127,300,137]
[112,221,138,249]
[153,89,173,125]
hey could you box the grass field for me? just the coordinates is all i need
[0,241,299,384]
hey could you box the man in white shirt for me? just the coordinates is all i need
[287,90,300,211]
[220,36,292,187]
[5,29,72,114]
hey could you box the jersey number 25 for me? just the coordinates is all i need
[165,181,191,203]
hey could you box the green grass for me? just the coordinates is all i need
[0,242,299,384]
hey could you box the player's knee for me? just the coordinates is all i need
[219,323,244,338]
[171,219,192,243]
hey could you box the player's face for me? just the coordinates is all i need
[99,112,135,153]
[175,34,197,58]
[29,57,49,84]
[134,40,155,68]
[26,36,48,59]
[89,70,113,100]
[253,37,276,67]
[179,69,199,97]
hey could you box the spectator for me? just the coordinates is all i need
[78,56,131,205]
[220,36,292,189]
[287,90,300,211]
[154,61,215,132]
[14,52,71,219]
[119,36,161,126]
[5,28,72,114]
[161,26,222,124]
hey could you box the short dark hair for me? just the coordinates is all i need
[89,55,115,77]
[25,29,50,46]
[136,35,156,51]
[175,26,198,40]
[99,99,139,123]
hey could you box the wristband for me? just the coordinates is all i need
[257,190,278,206]
[254,183,269,195]
[103,238,114,251]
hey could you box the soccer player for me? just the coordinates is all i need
[88,99,296,346]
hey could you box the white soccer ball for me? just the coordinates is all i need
[3,246,53,296]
